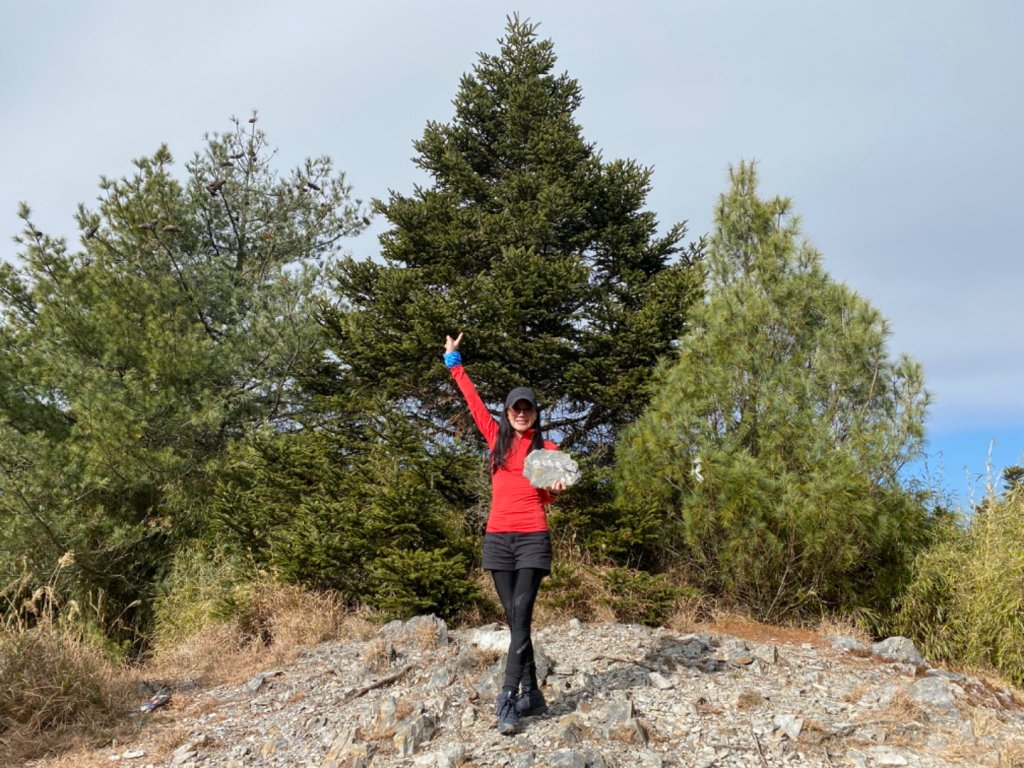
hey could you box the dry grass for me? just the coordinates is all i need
[0,559,142,767]
[881,689,927,731]
[664,592,714,633]
[6,722,191,768]
[816,614,873,645]
[410,616,444,651]
[146,581,375,688]
[698,607,824,646]
[735,688,766,710]
[0,617,138,766]
[840,680,873,704]
[467,646,503,675]
[999,739,1024,768]
[2,579,381,768]
[929,706,1024,766]
[362,637,397,672]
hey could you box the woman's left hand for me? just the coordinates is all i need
[550,479,568,493]
[444,332,463,354]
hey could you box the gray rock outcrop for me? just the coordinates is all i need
[109,616,1023,768]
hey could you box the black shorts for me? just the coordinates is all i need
[482,531,552,573]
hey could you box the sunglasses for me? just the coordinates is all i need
[508,403,536,414]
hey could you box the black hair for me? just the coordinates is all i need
[492,404,545,472]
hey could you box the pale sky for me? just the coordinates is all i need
[2,1,1021,506]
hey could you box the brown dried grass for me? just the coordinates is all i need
[930,707,1024,766]
[5,580,380,768]
[816,614,873,645]
[999,738,1024,768]
[362,637,396,673]
[0,617,136,766]
[146,581,373,687]
[735,688,766,710]
[884,689,927,724]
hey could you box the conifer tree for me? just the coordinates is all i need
[0,117,364,638]
[211,400,482,619]
[615,162,933,620]
[323,15,703,453]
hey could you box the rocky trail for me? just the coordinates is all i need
[83,617,1023,768]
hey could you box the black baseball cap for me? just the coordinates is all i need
[504,386,538,409]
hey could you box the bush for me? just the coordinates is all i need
[895,485,1024,685]
[534,553,698,628]
[211,402,482,619]
[536,558,609,623]
[369,548,482,620]
[0,620,124,731]
[151,544,254,652]
[601,567,693,627]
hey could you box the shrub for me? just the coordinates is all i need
[601,567,694,627]
[895,485,1024,685]
[536,557,610,623]
[211,403,482,619]
[0,620,126,732]
[0,611,132,764]
[151,544,254,653]
[368,548,481,620]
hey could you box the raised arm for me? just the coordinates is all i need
[443,333,498,448]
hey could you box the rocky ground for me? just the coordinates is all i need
[87,617,1023,768]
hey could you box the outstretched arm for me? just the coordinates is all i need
[443,332,498,447]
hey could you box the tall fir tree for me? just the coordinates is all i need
[322,15,703,454]
[615,162,935,621]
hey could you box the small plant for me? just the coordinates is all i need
[536,557,615,623]
[362,637,397,672]
[601,567,694,627]
[368,548,481,620]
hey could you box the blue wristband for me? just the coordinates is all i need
[444,351,462,368]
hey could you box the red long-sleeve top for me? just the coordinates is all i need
[450,364,555,533]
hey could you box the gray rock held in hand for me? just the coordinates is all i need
[523,449,581,489]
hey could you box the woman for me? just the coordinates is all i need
[443,332,566,735]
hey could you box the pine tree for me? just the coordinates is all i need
[615,162,934,620]
[322,15,703,453]
[0,117,364,639]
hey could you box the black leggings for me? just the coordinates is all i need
[491,568,545,691]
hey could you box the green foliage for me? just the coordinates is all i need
[548,462,671,566]
[895,485,1024,685]
[601,567,691,627]
[369,548,481,620]
[211,400,482,620]
[0,117,364,644]
[150,544,255,651]
[321,15,703,455]
[615,162,935,621]
[538,559,594,618]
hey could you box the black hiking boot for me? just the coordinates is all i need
[495,689,520,735]
[516,687,547,716]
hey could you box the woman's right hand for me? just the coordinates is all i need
[444,332,463,354]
